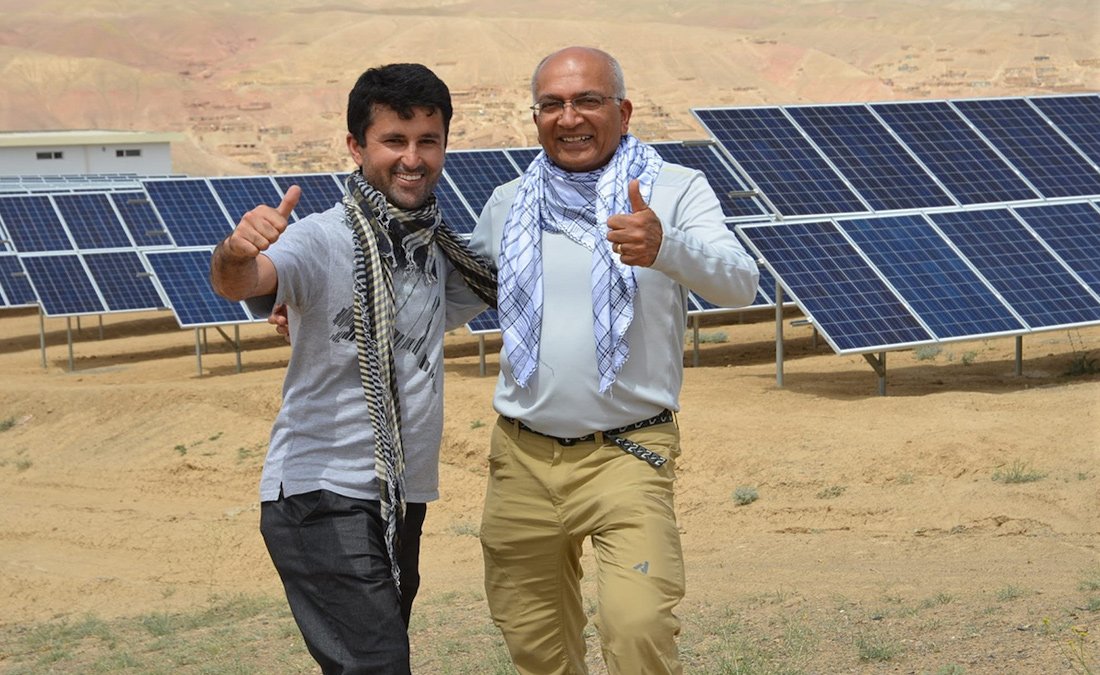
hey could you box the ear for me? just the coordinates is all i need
[618,98,633,135]
[346,132,363,166]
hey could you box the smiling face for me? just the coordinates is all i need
[346,103,445,210]
[533,48,632,173]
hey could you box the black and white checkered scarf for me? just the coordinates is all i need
[343,170,496,590]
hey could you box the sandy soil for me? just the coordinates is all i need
[0,307,1097,672]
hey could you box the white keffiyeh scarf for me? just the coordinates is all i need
[497,134,663,393]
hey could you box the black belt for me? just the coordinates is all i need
[501,409,674,467]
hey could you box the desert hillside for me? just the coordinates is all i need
[1,0,1097,175]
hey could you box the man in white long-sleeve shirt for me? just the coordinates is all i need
[469,46,759,675]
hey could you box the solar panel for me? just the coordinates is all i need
[785,104,956,211]
[1011,201,1100,296]
[870,101,1040,205]
[209,176,286,224]
[650,141,769,218]
[53,193,133,249]
[1029,94,1100,166]
[929,208,1100,329]
[951,98,1100,198]
[0,195,73,252]
[83,251,167,312]
[0,254,36,306]
[443,150,522,219]
[144,249,254,327]
[273,174,345,218]
[467,307,500,335]
[110,191,174,247]
[20,254,106,316]
[694,107,868,217]
[505,148,541,172]
[749,266,786,307]
[838,213,1024,339]
[435,179,478,234]
[736,220,933,353]
[142,178,232,247]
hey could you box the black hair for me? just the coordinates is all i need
[346,63,453,146]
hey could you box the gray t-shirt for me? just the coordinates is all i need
[250,204,485,503]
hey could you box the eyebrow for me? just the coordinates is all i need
[537,90,604,100]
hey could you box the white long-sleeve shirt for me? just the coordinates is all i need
[470,162,759,437]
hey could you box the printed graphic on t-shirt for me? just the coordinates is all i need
[330,306,356,344]
[328,272,441,381]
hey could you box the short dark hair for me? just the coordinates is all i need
[347,63,453,146]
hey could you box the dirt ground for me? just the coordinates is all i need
[0,307,1097,673]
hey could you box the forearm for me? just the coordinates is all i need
[209,240,264,301]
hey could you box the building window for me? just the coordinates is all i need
[36,151,63,160]
[116,148,142,157]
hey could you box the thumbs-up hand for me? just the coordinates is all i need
[606,179,662,267]
[223,185,301,259]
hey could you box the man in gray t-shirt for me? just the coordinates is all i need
[209,63,492,675]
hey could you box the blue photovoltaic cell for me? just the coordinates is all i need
[694,107,867,217]
[929,209,1100,328]
[651,142,768,218]
[142,179,232,247]
[0,255,36,306]
[1030,94,1100,166]
[435,179,478,234]
[505,148,541,172]
[786,105,955,211]
[144,249,252,327]
[21,254,105,316]
[110,191,173,247]
[752,266,786,306]
[53,193,132,249]
[443,150,522,218]
[871,101,1039,205]
[737,221,931,352]
[273,174,345,218]
[1012,201,1100,295]
[0,195,72,252]
[838,214,1023,339]
[83,251,165,311]
[952,98,1100,198]
[210,177,285,224]
[467,307,499,334]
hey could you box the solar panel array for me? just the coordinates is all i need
[3,93,1096,357]
[695,94,1100,217]
[736,200,1100,355]
[0,174,328,321]
[711,94,1100,362]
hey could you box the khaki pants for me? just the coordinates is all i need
[480,416,685,675]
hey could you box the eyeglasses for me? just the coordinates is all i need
[529,95,623,117]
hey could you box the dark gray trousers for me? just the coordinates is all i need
[260,490,426,675]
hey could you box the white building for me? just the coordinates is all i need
[0,130,182,177]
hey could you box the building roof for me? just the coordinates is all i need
[0,130,184,148]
